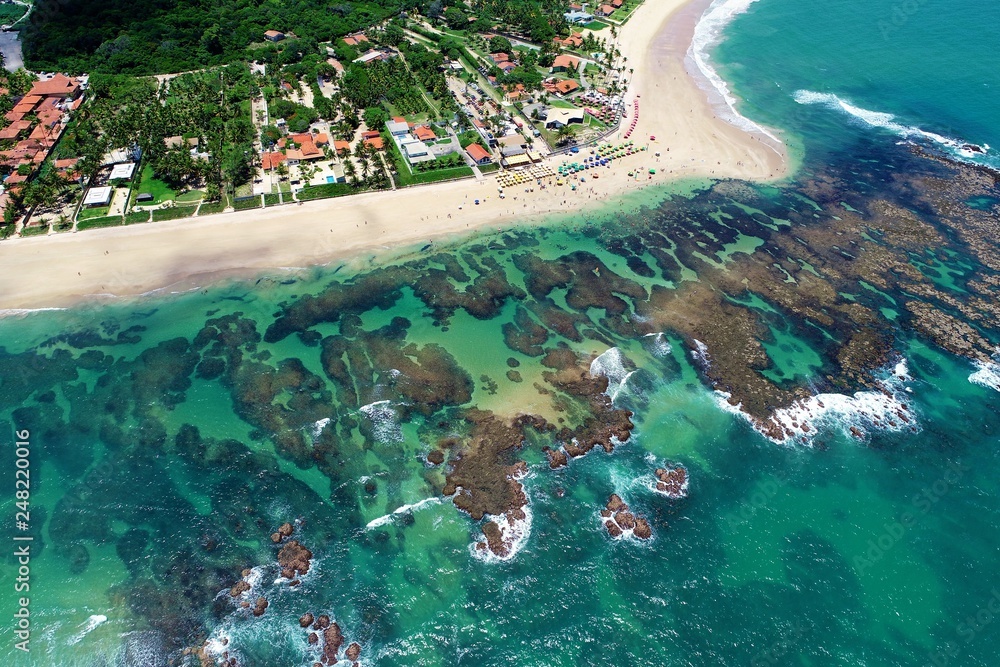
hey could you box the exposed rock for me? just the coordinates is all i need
[601,495,651,540]
[654,466,689,499]
[252,597,268,617]
[322,623,344,664]
[278,540,313,580]
[308,632,319,645]
[313,614,330,630]
[346,642,362,661]
[229,581,250,598]
[299,613,314,628]
[633,518,652,539]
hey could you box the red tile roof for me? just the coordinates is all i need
[4,110,25,123]
[261,152,287,170]
[466,143,491,162]
[54,157,79,169]
[552,55,580,70]
[363,136,384,150]
[0,120,32,140]
[361,130,380,140]
[343,33,369,47]
[333,140,351,153]
[314,133,329,145]
[28,74,80,98]
[413,125,436,141]
[555,79,580,94]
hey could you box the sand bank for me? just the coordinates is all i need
[0,0,786,311]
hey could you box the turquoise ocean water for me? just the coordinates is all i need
[1,1,999,665]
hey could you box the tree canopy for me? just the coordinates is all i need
[22,0,417,74]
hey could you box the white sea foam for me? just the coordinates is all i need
[793,90,991,160]
[690,339,711,367]
[470,504,533,563]
[969,353,1000,392]
[687,0,781,143]
[590,347,635,401]
[365,497,442,529]
[714,352,919,444]
[0,307,67,317]
[67,614,107,645]
[309,417,331,439]
[359,400,403,444]
[644,332,673,357]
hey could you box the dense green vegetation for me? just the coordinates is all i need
[22,0,415,74]
[56,66,255,200]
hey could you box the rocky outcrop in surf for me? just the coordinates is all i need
[601,494,652,540]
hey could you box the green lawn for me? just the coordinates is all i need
[77,205,113,221]
[263,193,281,206]
[233,196,262,211]
[297,182,360,201]
[409,166,474,184]
[76,217,122,231]
[124,211,151,225]
[198,200,226,216]
[174,189,205,204]
[584,20,609,30]
[19,224,49,237]
[151,206,196,222]
[134,165,177,205]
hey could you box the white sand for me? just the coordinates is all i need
[0,0,786,311]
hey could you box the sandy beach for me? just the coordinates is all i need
[0,0,786,312]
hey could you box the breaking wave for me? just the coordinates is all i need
[969,354,1000,392]
[359,400,403,444]
[718,359,919,444]
[366,497,442,529]
[688,0,781,143]
[793,90,991,162]
[590,347,636,402]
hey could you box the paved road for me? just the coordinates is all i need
[0,31,24,71]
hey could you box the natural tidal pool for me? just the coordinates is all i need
[1,129,999,665]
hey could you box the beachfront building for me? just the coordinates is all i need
[466,143,493,165]
[498,134,528,158]
[83,186,113,207]
[544,107,584,129]
[596,4,616,17]
[563,10,594,24]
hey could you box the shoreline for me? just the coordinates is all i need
[0,0,787,313]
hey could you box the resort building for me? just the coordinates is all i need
[83,186,113,207]
[563,10,594,23]
[466,143,493,165]
[551,55,580,73]
[544,107,585,129]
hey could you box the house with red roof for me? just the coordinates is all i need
[413,125,436,142]
[264,30,286,42]
[342,32,369,47]
[0,120,33,141]
[261,152,287,170]
[551,55,580,72]
[28,74,81,100]
[466,143,492,165]
[555,79,580,95]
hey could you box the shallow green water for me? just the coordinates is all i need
[0,1,999,666]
